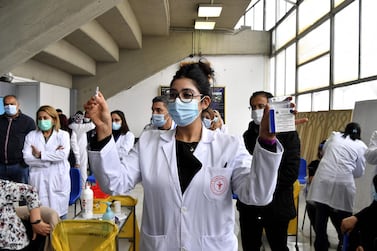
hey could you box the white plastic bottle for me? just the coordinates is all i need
[81,183,93,219]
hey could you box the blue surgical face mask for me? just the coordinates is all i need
[168,98,200,127]
[38,119,53,131]
[203,116,219,129]
[203,118,212,129]
[152,114,166,127]
[112,122,121,131]
[4,104,17,116]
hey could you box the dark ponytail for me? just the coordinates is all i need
[170,58,214,97]
[343,122,361,141]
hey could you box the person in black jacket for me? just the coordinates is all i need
[305,140,326,226]
[0,95,36,185]
[341,174,377,251]
[237,91,301,251]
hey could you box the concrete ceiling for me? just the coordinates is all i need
[0,0,251,88]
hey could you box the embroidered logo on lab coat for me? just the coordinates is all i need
[210,175,227,195]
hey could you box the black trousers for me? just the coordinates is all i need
[313,202,352,251]
[238,205,290,251]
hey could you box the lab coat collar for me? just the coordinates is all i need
[158,126,215,197]
[158,125,215,144]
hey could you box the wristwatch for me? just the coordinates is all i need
[30,219,42,225]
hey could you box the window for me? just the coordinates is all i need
[333,1,359,84]
[312,90,329,111]
[242,0,377,111]
[298,55,329,92]
[275,51,285,96]
[286,44,296,95]
[275,11,296,50]
[265,0,277,31]
[298,20,330,65]
[297,93,312,112]
[298,0,330,34]
[333,81,377,110]
[360,0,377,78]
[334,0,346,8]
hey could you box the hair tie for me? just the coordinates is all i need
[352,129,357,133]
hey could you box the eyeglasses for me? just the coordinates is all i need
[248,104,267,110]
[165,88,202,103]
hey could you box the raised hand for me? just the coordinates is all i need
[83,91,112,141]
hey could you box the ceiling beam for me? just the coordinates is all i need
[0,0,122,74]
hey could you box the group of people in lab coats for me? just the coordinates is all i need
[11,57,377,251]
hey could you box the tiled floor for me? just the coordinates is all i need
[68,184,339,251]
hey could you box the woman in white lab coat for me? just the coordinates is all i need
[110,110,135,158]
[307,122,367,251]
[85,60,284,251]
[23,105,71,219]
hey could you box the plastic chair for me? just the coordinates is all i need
[51,220,118,251]
[69,168,82,217]
[298,158,307,185]
[87,174,96,185]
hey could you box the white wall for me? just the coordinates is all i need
[40,82,71,116]
[107,55,270,137]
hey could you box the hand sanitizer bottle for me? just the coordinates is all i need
[102,201,115,221]
[81,182,93,219]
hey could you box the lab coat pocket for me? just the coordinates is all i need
[203,167,232,201]
[201,231,236,251]
[142,231,167,250]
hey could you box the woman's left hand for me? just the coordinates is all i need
[259,99,308,140]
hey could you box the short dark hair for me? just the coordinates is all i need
[3,95,17,105]
[152,95,168,107]
[249,91,274,104]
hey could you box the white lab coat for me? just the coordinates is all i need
[69,122,95,188]
[89,127,283,251]
[365,130,377,175]
[114,131,135,159]
[23,129,71,217]
[143,120,177,132]
[307,132,367,212]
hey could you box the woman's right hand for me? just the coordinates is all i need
[32,221,51,239]
[84,91,112,141]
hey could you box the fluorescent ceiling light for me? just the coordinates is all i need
[198,4,223,17]
[194,20,216,30]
